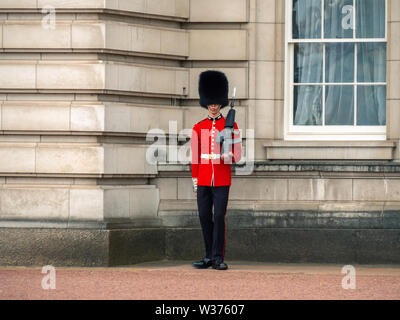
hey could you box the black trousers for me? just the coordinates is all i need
[196,185,230,262]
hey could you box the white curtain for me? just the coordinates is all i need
[325,43,354,125]
[356,0,386,125]
[293,0,323,125]
[293,0,321,39]
[294,43,323,125]
[357,85,386,125]
[292,0,386,126]
[325,0,353,39]
[356,0,385,38]
[325,85,354,125]
[294,85,323,125]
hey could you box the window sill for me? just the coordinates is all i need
[264,140,395,160]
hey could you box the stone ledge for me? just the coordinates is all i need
[167,228,400,264]
[1,101,238,135]
[0,0,190,21]
[159,207,400,229]
[264,141,396,160]
[254,160,400,172]
[1,227,399,266]
[0,21,189,58]
[0,185,160,222]
[0,60,189,98]
[157,160,400,174]
[0,142,157,175]
[0,227,165,267]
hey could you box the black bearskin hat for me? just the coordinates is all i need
[198,70,229,109]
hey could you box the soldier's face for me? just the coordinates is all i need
[207,104,221,115]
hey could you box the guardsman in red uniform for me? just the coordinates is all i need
[191,70,242,270]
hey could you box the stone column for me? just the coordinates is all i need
[387,0,400,160]
[247,0,285,160]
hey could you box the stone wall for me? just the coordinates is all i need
[0,0,399,265]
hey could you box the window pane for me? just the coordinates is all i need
[357,43,386,82]
[325,43,354,83]
[294,86,322,125]
[325,0,354,39]
[356,0,385,38]
[293,0,322,39]
[357,85,386,125]
[325,85,354,125]
[294,43,323,83]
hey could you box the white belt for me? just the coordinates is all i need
[201,153,221,160]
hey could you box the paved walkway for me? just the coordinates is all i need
[0,261,399,300]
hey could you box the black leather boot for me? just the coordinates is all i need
[192,258,213,269]
[212,261,228,270]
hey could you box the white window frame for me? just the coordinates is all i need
[284,0,388,141]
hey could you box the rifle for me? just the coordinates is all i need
[216,87,236,159]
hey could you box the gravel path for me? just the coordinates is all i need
[1,261,399,300]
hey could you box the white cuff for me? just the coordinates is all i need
[192,178,198,193]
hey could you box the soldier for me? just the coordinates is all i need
[190,70,242,270]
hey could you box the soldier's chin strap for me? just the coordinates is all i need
[216,87,236,161]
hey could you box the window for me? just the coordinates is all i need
[284,0,387,140]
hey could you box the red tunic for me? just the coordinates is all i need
[191,114,242,186]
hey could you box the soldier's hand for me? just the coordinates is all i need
[221,152,234,162]
[192,178,198,194]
